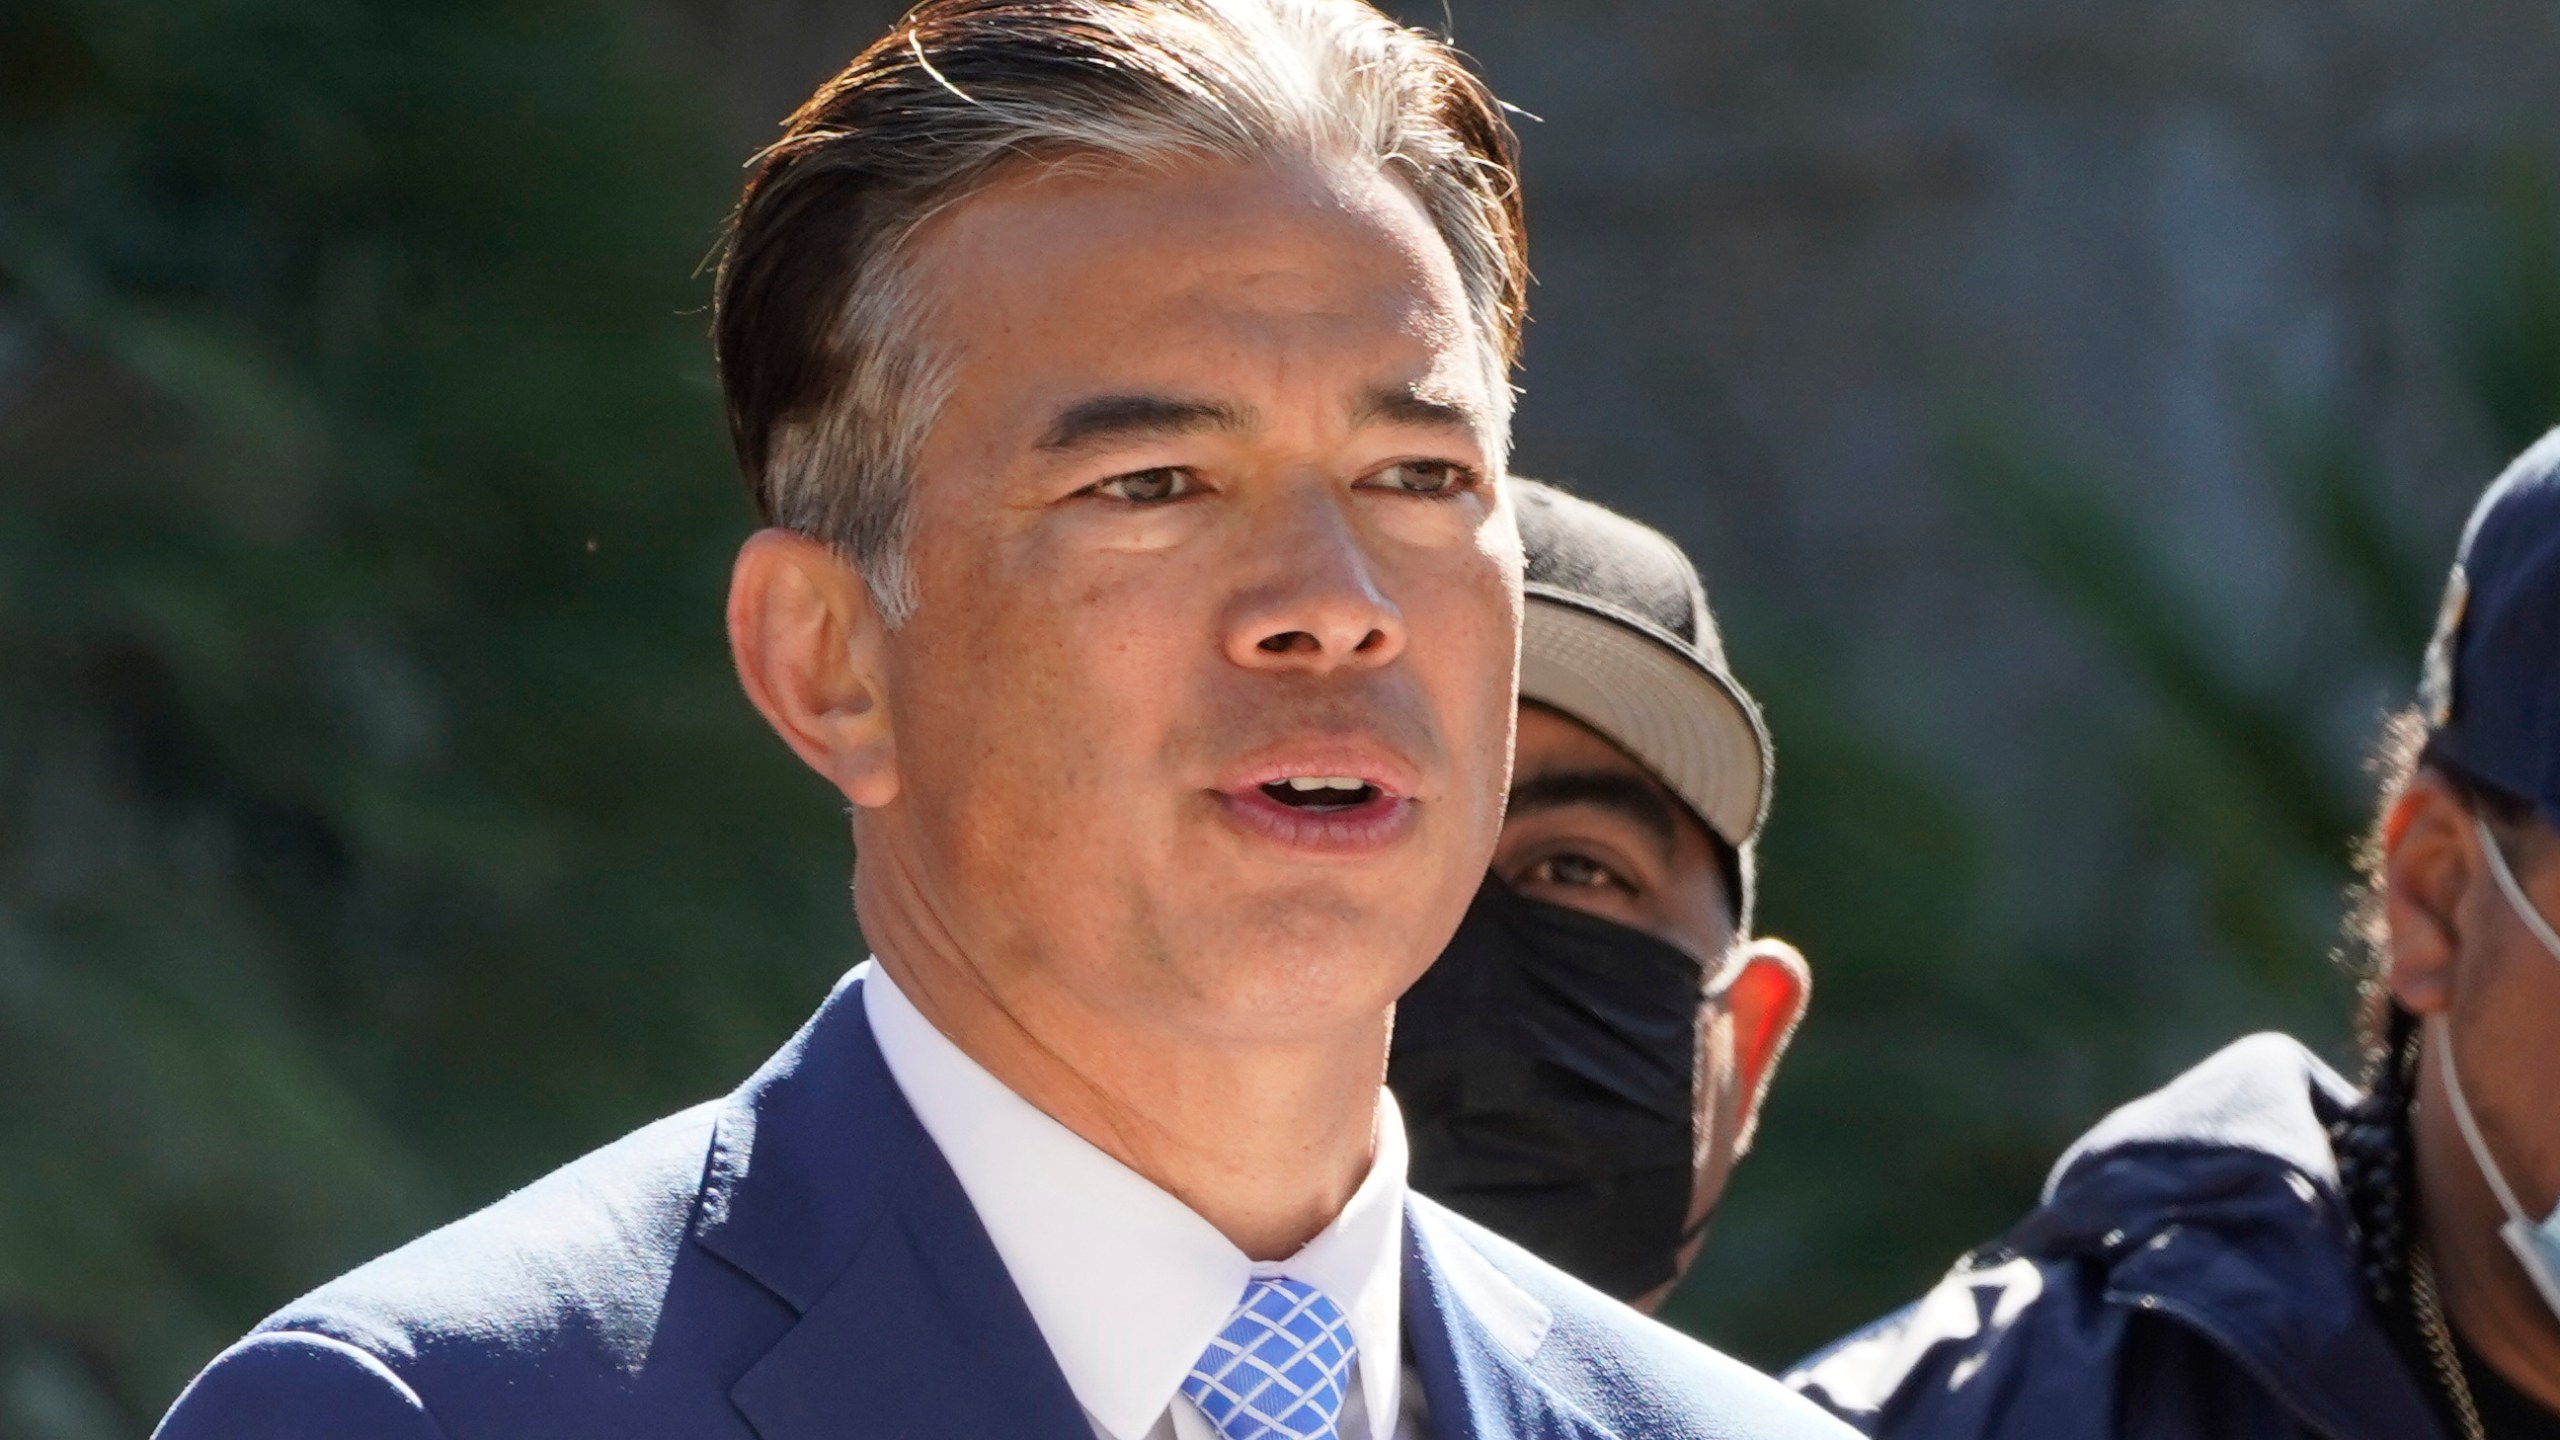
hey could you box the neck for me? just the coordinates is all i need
[857,846,1385,1261]
[2415,1037,2560,1414]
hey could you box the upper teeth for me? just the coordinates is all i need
[1284,776,1367,792]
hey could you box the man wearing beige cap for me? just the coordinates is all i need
[1393,480,1812,1311]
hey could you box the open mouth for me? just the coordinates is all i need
[1257,776,1383,813]
[1217,752,1413,855]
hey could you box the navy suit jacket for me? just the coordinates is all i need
[157,971,1851,1440]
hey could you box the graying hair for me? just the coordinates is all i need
[715,0,1527,626]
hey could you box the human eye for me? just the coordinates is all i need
[1523,851,1636,896]
[1083,467,1198,504]
[1361,459,1479,498]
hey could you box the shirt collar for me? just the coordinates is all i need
[859,960,1408,1440]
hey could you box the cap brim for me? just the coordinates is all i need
[1518,591,1770,848]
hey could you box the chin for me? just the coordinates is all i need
[1168,893,1440,1036]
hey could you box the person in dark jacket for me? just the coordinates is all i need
[1391,481,1812,1311]
[1788,432,2560,1440]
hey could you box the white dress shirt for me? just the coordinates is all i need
[860,960,1428,1440]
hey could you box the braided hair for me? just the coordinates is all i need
[2329,708,2540,1310]
[2334,1001,2420,1305]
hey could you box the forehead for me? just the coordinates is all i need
[904,153,1488,434]
[1514,702,1654,781]
[1510,703,1705,856]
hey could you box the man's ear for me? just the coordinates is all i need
[727,528,900,809]
[1708,938,1811,1157]
[2381,773,2479,1018]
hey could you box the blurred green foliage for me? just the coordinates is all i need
[1670,155,2560,1358]
[6,0,2560,1431]
[0,0,853,1430]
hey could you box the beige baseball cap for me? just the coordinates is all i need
[1512,480,1771,921]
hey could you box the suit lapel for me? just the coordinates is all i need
[729,1152,1093,1440]
[694,972,1622,1440]
[1403,1201,1618,1440]
[691,970,1092,1440]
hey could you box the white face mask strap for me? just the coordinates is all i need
[2433,1013,2535,1228]
[2476,816,2560,964]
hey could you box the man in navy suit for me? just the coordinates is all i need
[155,3,1855,1436]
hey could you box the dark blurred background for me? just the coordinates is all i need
[7,0,2560,1432]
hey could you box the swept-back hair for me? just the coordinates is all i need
[713,0,1526,624]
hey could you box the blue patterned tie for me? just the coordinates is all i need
[1180,1277,1357,1440]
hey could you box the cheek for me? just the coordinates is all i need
[1407,555,1519,792]
[899,532,1203,790]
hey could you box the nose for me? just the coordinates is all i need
[1223,490,1407,675]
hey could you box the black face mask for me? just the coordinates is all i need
[1388,877,1709,1301]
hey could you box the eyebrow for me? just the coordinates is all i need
[1034,384,1485,455]
[1035,394,1252,453]
[1506,769,1683,862]
[1349,384,1486,437]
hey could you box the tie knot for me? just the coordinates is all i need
[1180,1277,1357,1440]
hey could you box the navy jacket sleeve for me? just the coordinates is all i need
[1784,1250,2318,1440]
[155,1330,448,1440]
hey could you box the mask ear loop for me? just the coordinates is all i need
[2451,818,2560,1227]
[2476,817,2560,963]
[2433,1012,2534,1230]
[2435,819,2560,1321]
[2442,817,2560,1231]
